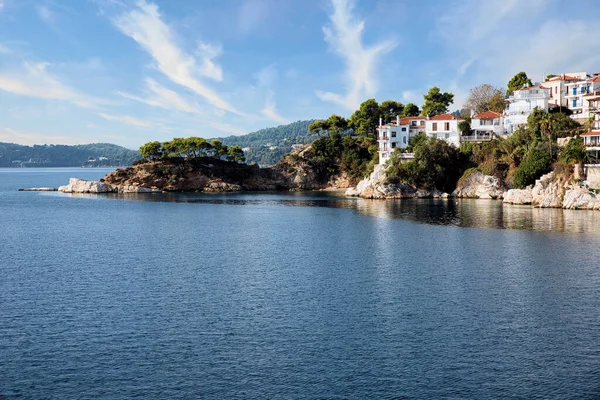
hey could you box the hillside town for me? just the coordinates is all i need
[377,71,600,165]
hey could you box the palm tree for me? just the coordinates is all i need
[561,136,591,180]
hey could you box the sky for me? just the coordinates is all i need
[1,0,600,149]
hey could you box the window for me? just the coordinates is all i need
[445,133,450,139]
[420,121,425,126]
[432,123,438,131]
[445,122,450,131]
[401,127,407,132]
[391,142,396,148]
[403,136,407,144]
[573,99,577,107]
[573,87,577,95]
[555,87,558,94]
[392,131,396,138]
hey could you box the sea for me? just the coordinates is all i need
[1,168,600,399]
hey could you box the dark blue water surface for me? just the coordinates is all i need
[2,168,600,399]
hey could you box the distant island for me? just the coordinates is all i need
[0,143,140,168]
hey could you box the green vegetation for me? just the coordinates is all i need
[507,71,533,95]
[387,137,465,193]
[139,137,245,162]
[421,86,454,117]
[0,142,140,167]
[214,120,318,165]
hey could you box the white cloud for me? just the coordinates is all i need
[316,0,396,110]
[197,42,223,82]
[118,78,199,113]
[261,92,288,124]
[37,5,55,25]
[112,0,240,115]
[0,43,10,54]
[0,62,104,108]
[0,0,4,12]
[98,112,152,128]
[0,127,92,145]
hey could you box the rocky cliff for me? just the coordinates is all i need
[452,170,505,199]
[100,145,354,193]
[345,165,445,199]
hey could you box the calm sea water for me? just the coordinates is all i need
[1,168,600,399]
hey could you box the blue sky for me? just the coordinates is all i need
[1,0,599,148]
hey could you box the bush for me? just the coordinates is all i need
[512,145,551,188]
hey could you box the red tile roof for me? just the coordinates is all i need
[581,131,600,137]
[399,116,426,125]
[473,111,502,120]
[590,76,600,82]
[548,75,581,81]
[518,85,549,91]
[429,113,464,121]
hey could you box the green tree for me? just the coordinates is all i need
[139,141,163,160]
[379,100,404,124]
[507,72,532,96]
[545,74,557,81]
[402,103,420,117]
[308,120,331,137]
[512,143,551,188]
[325,114,348,136]
[227,145,246,162]
[458,120,472,136]
[421,87,454,117]
[349,99,381,138]
[560,136,590,178]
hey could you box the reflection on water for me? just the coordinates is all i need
[60,191,600,234]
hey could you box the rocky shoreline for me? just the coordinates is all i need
[346,166,600,211]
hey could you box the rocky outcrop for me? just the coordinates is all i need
[502,189,534,205]
[58,178,159,193]
[452,170,505,199]
[503,173,564,207]
[345,165,446,199]
[562,188,600,210]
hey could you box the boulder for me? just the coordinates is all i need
[531,172,563,208]
[562,188,600,210]
[503,188,534,205]
[58,178,118,193]
[452,170,504,199]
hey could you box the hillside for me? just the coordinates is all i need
[214,120,319,165]
[0,142,140,167]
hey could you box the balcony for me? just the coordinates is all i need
[508,92,549,101]
[461,133,493,142]
[379,135,389,140]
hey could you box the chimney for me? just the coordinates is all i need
[397,115,400,126]
[379,117,382,127]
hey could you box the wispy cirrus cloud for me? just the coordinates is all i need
[0,62,105,108]
[262,92,288,124]
[118,78,200,113]
[112,0,240,115]
[98,112,152,128]
[316,0,396,110]
[0,127,92,145]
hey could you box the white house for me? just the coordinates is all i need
[424,114,462,147]
[376,116,430,164]
[544,74,584,108]
[505,85,551,133]
[377,116,410,163]
[566,76,600,120]
[466,111,504,142]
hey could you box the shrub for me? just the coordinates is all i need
[512,145,551,188]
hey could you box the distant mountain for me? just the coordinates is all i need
[214,120,319,165]
[0,142,140,167]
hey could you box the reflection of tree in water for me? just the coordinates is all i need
[98,192,600,234]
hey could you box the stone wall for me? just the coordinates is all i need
[585,165,600,189]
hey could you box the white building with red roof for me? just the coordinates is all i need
[544,74,585,108]
[376,116,426,163]
[505,85,551,133]
[424,114,462,147]
[466,111,504,142]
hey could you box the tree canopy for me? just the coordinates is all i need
[507,72,533,95]
[421,87,454,117]
[349,98,382,138]
[463,84,507,114]
[402,103,420,117]
[139,137,245,162]
[379,100,404,124]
